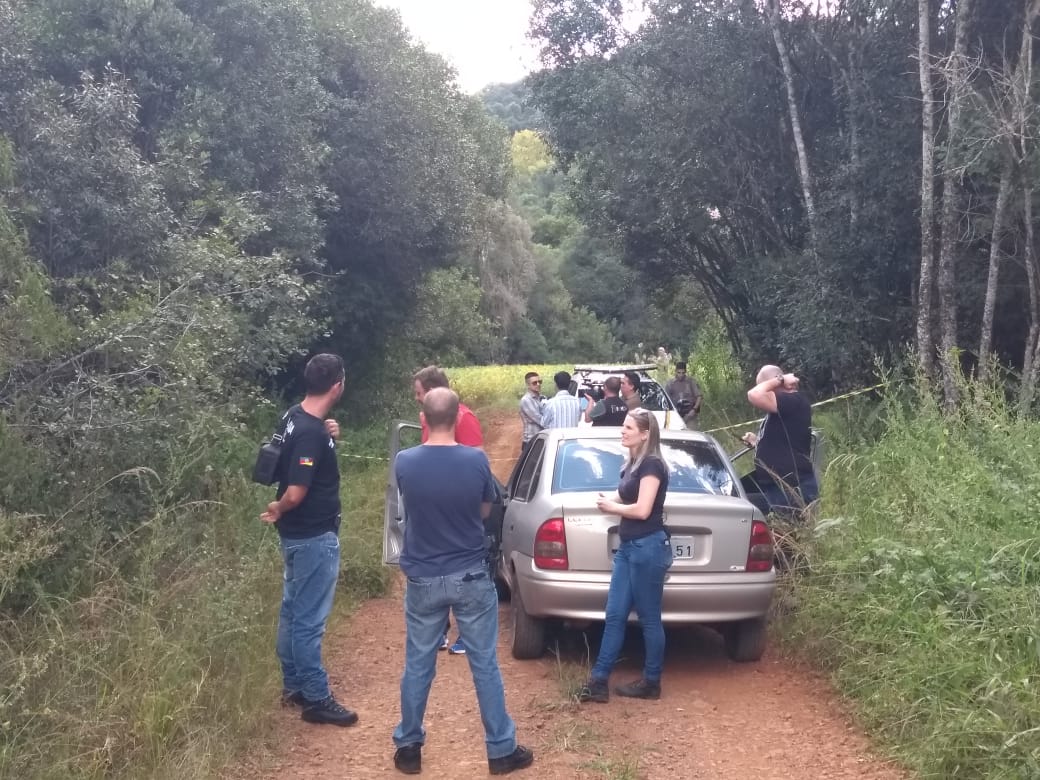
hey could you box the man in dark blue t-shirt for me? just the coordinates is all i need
[740,364,818,516]
[390,387,534,776]
[260,353,357,728]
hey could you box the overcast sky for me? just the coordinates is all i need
[373,0,540,93]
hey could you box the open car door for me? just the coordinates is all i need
[383,420,422,565]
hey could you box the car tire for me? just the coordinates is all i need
[510,583,545,659]
[723,616,768,662]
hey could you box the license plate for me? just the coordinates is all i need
[670,535,696,559]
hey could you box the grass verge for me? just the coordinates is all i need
[0,440,390,779]
[781,379,1040,778]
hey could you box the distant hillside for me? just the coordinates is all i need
[479,80,544,132]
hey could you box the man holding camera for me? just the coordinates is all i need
[587,376,629,426]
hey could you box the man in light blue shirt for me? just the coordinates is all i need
[541,371,583,428]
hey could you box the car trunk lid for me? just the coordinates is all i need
[559,493,758,573]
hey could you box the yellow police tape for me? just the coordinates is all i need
[703,382,886,435]
[339,380,887,463]
[338,452,514,463]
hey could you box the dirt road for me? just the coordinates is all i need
[250,410,906,780]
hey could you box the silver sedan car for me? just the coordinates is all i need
[498,426,775,662]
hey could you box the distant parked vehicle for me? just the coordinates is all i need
[572,363,686,431]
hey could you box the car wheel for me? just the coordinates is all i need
[723,616,768,662]
[510,583,545,659]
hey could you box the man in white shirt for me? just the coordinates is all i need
[541,371,583,429]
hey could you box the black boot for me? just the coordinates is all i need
[394,743,422,774]
[300,695,359,726]
[488,745,534,775]
[614,678,661,700]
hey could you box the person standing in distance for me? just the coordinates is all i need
[518,371,544,456]
[540,371,582,429]
[740,364,817,516]
[413,365,483,654]
[665,361,703,429]
[413,365,483,447]
[578,409,672,703]
[620,371,642,411]
[391,387,534,776]
[261,353,358,727]
[587,376,629,426]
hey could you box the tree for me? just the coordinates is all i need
[917,0,938,379]
[768,0,820,255]
[934,0,975,407]
[529,0,920,386]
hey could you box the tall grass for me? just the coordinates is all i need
[0,443,390,779]
[785,377,1040,778]
[447,364,570,411]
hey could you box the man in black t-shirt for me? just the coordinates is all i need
[260,353,358,727]
[740,364,818,516]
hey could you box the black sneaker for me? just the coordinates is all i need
[301,695,359,726]
[576,678,609,703]
[281,689,307,707]
[394,743,422,774]
[614,678,661,700]
[488,745,534,775]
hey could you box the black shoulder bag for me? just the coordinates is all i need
[252,416,289,485]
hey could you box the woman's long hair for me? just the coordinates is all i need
[626,409,663,472]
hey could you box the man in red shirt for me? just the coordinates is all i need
[413,365,483,447]
[412,365,485,654]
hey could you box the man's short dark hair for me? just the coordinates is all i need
[423,387,459,430]
[524,371,539,382]
[554,371,571,391]
[624,371,641,391]
[675,361,687,370]
[304,353,345,395]
[603,376,621,394]
[413,365,450,391]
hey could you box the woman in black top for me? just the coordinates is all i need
[579,409,673,703]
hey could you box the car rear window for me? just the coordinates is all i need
[551,439,737,496]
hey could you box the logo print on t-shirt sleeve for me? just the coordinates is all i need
[299,457,314,466]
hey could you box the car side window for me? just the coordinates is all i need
[512,439,545,502]
[639,381,672,411]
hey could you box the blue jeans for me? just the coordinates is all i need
[592,530,673,683]
[393,569,516,760]
[276,531,340,702]
[742,472,819,517]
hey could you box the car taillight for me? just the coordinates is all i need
[534,517,568,570]
[746,520,774,573]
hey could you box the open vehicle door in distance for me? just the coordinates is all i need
[382,420,422,566]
